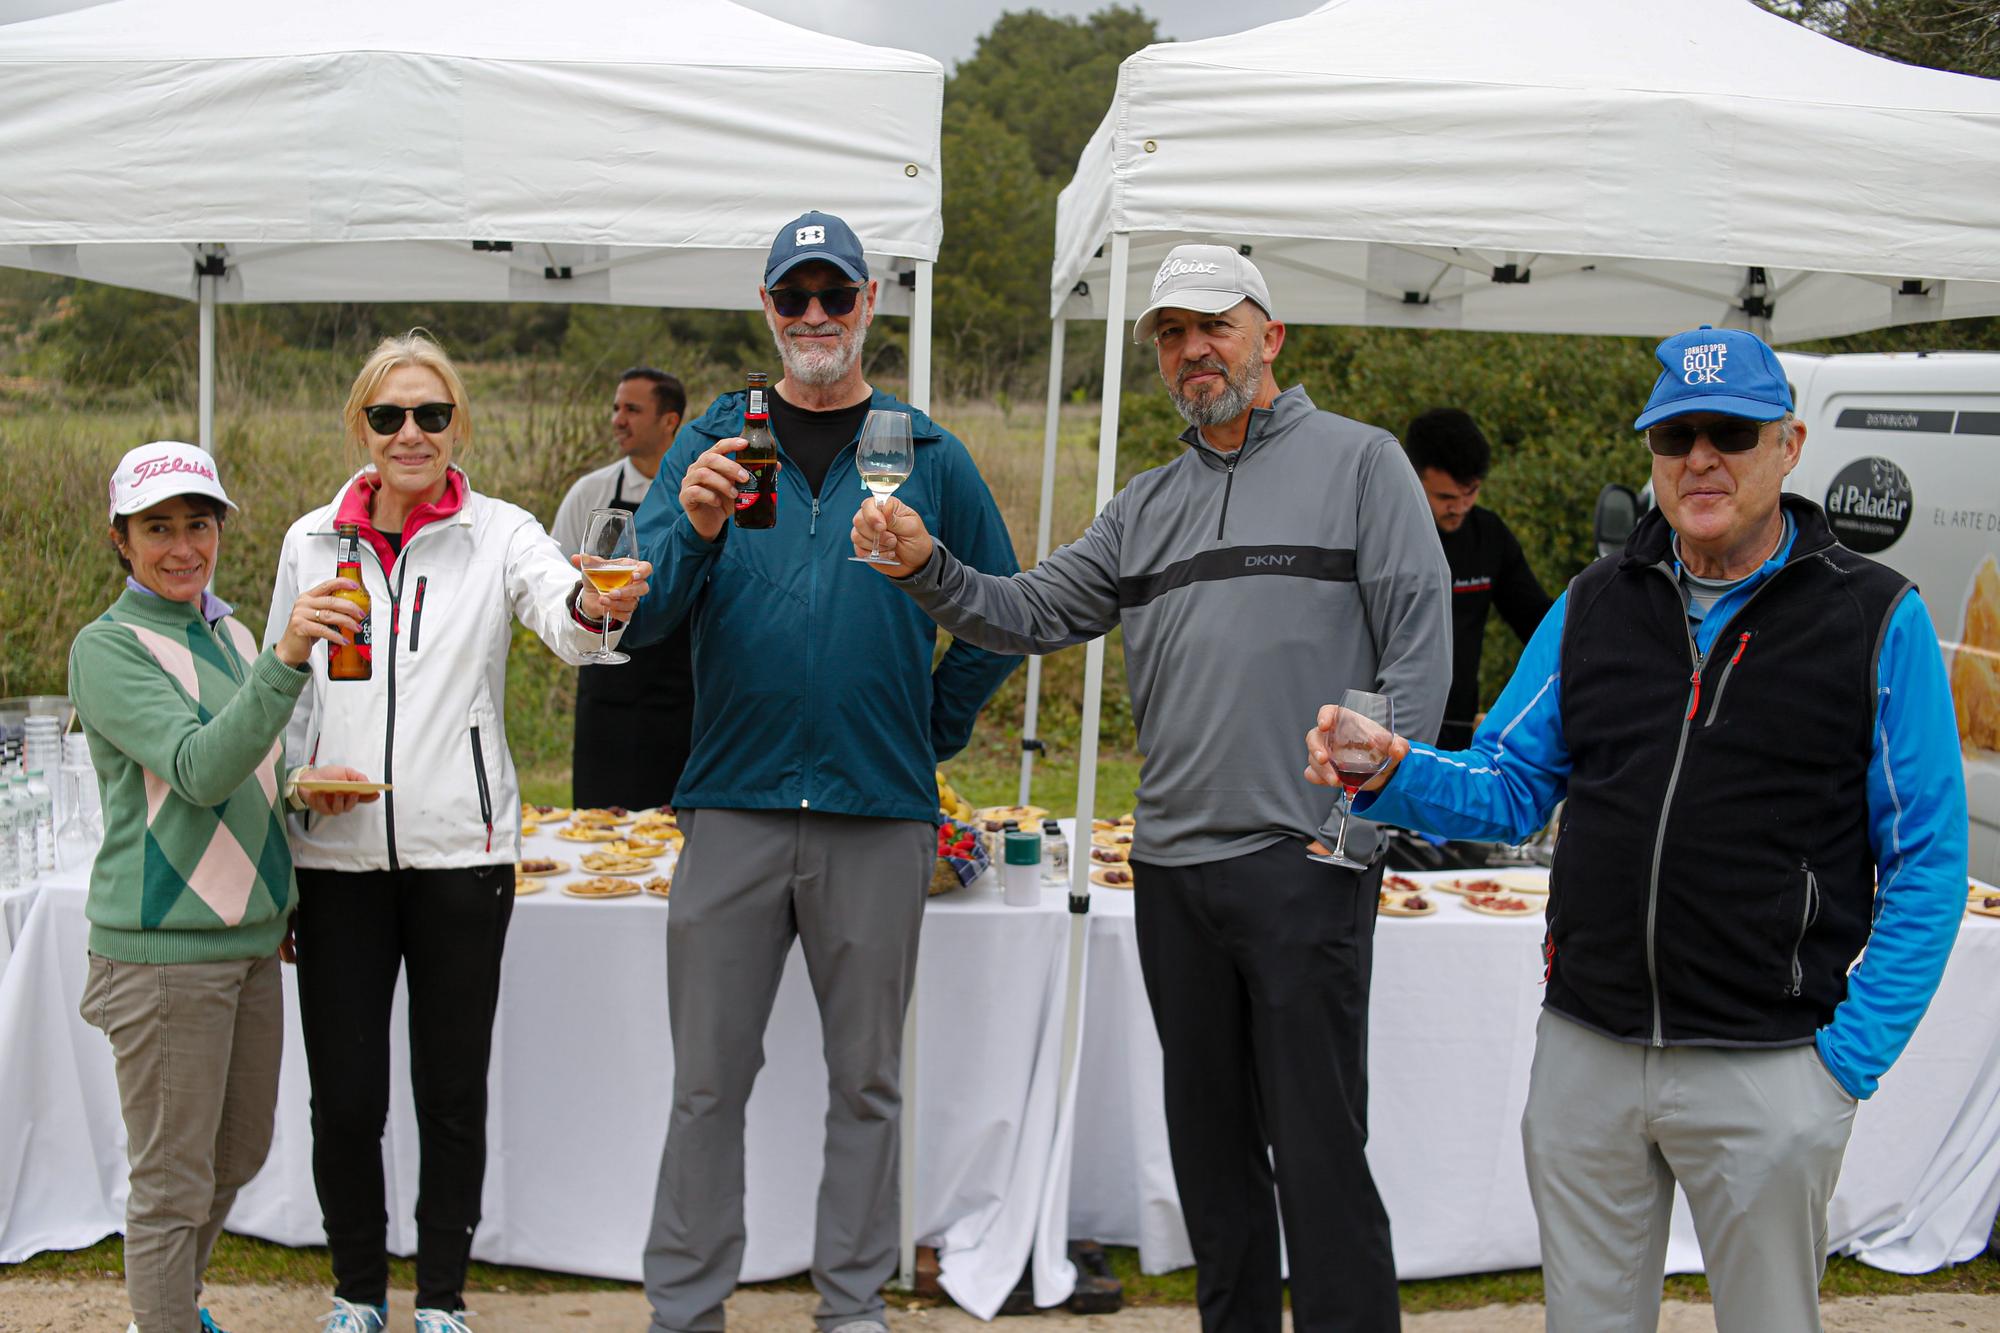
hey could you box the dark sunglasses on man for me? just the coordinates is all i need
[364,401,455,435]
[1644,417,1770,457]
[768,285,863,319]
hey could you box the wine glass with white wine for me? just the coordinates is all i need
[850,410,915,565]
[578,507,638,664]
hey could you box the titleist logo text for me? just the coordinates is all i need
[131,456,216,484]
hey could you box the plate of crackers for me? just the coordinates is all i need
[513,876,546,896]
[643,875,672,899]
[973,804,1049,832]
[1089,864,1136,889]
[580,851,653,876]
[556,824,622,843]
[521,803,570,825]
[571,806,635,827]
[564,876,640,899]
[1091,828,1135,849]
[600,838,666,859]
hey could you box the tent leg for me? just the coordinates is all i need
[1069,232,1130,891]
[908,259,933,412]
[1018,318,1068,807]
[896,255,933,1296]
[198,269,216,450]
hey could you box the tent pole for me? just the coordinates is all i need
[908,258,934,412]
[1071,234,1128,857]
[197,266,217,450]
[1017,317,1068,806]
[895,261,933,1298]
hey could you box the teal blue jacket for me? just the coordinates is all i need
[624,388,1021,823]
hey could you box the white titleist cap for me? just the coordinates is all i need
[1132,244,1275,345]
[107,441,237,522]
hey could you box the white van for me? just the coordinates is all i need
[1777,351,2000,884]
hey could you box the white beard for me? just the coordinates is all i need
[768,314,867,387]
[1167,351,1260,428]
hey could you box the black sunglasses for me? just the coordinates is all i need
[1644,418,1768,457]
[769,285,862,319]
[364,401,455,435]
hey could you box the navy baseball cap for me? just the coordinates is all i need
[1634,325,1793,429]
[765,211,869,288]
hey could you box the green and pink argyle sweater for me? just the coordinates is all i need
[67,587,309,963]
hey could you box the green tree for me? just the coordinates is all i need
[1757,0,1998,77]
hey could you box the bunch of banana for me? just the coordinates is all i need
[935,769,975,822]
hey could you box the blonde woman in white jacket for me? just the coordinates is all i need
[264,332,649,1333]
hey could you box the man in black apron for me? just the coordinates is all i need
[555,368,693,809]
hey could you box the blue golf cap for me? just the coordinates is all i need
[1634,326,1793,430]
[765,210,869,288]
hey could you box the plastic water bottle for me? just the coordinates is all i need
[1040,818,1069,887]
[0,777,18,891]
[10,775,33,885]
[25,770,53,872]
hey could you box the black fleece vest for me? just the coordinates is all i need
[1546,497,1910,1047]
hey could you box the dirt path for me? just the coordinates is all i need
[2,1283,1997,1332]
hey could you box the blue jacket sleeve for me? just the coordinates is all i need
[1817,592,1969,1099]
[623,424,725,650]
[1355,591,1571,843]
[926,435,1024,764]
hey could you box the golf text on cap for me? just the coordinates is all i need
[131,454,217,485]
[1682,342,1729,385]
[796,225,825,246]
[1154,257,1221,295]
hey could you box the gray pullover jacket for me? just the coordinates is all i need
[898,385,1451,867]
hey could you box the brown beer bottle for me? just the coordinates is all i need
[328,521,373,681]
[734,371,779,529]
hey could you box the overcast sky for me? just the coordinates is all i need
[735,0,1322,70]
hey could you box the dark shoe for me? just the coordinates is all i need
[1065,1240,1123,1315]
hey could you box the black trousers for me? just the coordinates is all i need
[294,864,514,1311]
[1131,840,1397,1333]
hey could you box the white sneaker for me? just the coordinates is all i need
[414,1310,475,1333]
[826,1322,889,1333]
[317,1297,388,1332]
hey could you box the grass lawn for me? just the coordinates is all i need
[8,1224,1996,1312]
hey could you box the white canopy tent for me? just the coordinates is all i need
[0,0,958,1294]
[0,0,947,443]
[1019,0,2000,860]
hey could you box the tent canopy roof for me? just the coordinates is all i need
[0,0,944,311]
[1053,0,2000,341]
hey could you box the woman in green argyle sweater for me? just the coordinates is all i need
[68,441,377,1333]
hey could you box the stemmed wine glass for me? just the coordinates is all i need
[850,410,915,565]
[1309,689,1395,869]
[578,508,638,665]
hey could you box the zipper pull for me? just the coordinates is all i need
[811,497,820,537]
[1729,631,1751,665]
[1685,665,1702,722]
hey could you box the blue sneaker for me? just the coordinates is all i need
[198,1312,230,1333]
[414,1310,476,1333]
[318,1297,388,1332]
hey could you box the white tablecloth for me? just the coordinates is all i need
[0,882,39,982]
[0,828,1083,1319]
[1069,870,2000,1278]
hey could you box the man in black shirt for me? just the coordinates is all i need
[1404,408,1552,748]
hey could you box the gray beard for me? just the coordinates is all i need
[1167,354,1260,428]
[768,315,866,387]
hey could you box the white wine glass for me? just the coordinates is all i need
[850,410,915,565]
[578,507,638,665]
[1309,689,1395,870]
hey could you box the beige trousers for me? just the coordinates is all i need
[80,951,284,1333]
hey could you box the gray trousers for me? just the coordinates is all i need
[1521,1009,1858,1333]
[80,952,284,1333]
[644,808,933,1333]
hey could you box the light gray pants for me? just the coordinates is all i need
[644,808,933,1333]
[1521,1009,1858,1333]
[80,952,284,1333]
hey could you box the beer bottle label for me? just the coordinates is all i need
[747,388,767,418]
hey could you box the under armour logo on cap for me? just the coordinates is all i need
[766,211,868,287]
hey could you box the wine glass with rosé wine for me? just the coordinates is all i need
[1308,689,1394,870]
